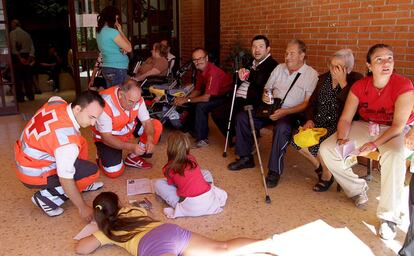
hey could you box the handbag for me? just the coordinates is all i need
[255,72,301,119]
[293,127,328,148]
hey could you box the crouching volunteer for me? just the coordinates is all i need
[92,78,163,177]
[14,91,105,220]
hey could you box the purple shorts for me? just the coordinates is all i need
[138,223,192,256]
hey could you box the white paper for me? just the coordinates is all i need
[127,178,153,196]
[335,140,360,160]
[73,221,99,240]
[82,14,98,27]
[270,220,374,256]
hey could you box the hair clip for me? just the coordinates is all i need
[95,205,103,210]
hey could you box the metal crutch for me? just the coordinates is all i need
[244,105,271,204]
[223,57,240,157]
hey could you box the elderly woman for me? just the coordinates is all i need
[96,6,132,87]
[292,49,363,192]
[319,44,414,240]
[135,43,169,82]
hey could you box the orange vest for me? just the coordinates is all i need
[92,86,143,142]
[14,99,83,186]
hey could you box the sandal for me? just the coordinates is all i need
[314,164,322,180]
[313,175,334,192]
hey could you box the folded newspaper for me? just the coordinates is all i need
[127,178,154,196]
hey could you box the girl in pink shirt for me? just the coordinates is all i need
[154,131,213,208]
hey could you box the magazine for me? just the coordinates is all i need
[127,178,154,196]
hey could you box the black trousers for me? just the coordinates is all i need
[12,54,34,101]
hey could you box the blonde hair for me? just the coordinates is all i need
[164,131,196,177]
[153,43,168,58]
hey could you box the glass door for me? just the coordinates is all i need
[69,0,130,93]
[0,0,18,115]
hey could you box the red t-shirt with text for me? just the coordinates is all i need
[351,73,414,125]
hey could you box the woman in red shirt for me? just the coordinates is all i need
[154,131,226,218]
[319,44,414,241]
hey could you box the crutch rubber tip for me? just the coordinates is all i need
[265,196,271,204]
[222,152,227,157]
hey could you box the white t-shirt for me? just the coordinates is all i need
[264,63,318,108]
[95,91,150,133]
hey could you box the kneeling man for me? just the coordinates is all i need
[92,79,163,177]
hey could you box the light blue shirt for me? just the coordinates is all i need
[96,26,129,69]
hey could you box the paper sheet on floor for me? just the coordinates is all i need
[73,221,99,240]
[270,219,374,256]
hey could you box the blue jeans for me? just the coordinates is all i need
[101,67,128,87]
[194,97,227,141]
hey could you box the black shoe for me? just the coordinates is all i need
[313,175,334,192]
[227,156,255,171]
[266,172,280,188]
[140,152,153,158]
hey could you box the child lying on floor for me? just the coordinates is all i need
[75,191,276,255]
[154,131,227,218]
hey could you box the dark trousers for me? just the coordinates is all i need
[235,111,296,174]
[12,54,34,101]
[211,98,244,138]
[23,159,98,209]
[400,174,414,256]
[194,97,227,141]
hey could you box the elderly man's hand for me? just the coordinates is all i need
[406,129,414,151]
[269,109,287,121]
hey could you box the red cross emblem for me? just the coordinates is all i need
[26,108,58,140]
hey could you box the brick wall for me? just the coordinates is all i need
[221,0,414,79]
[179,0,204,63]
[181,0,414,80]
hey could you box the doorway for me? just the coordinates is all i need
[204,0,220,65]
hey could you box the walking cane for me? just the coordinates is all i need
[223,56,240,157]
[244,105,271,204]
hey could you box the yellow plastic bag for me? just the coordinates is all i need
[293,127,328,148]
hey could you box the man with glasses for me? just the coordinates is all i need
[92,79,163,177]
[174,47,233,148]
[228,39,318,189]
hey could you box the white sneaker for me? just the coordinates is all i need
[31,195,64,217]
[379,220,397,240]
[83,182,104,192]
[352,186,369,208]
[192,139,209,149]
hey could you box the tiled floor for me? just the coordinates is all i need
[0,90,410,255]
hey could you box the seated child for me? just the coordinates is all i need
[154,131,227,218]
[75,191,277,255]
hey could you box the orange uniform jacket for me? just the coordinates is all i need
[14,99,86,186]
[91,86,144,142]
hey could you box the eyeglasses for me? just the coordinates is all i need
[192,55,207,63]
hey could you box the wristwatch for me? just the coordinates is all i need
[187,98,191,103]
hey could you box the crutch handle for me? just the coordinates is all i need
[244,105,253,111]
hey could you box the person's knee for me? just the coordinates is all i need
[151,119,163,144]
[153,178,167,192]
[101,161,125,178]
